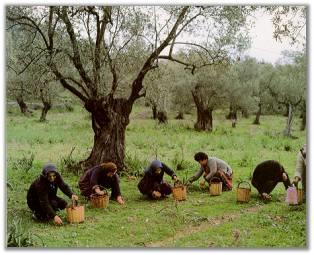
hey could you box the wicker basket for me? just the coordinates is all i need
[90,193,109,208]
[236,181,251,203]
[66,200,85,223]
[172,184,187,201]
[297,188,304,204]
[209,177,222,196]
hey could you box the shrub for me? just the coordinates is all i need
[7,218,42,247]
[59,147,82,175]
[12,153,34,173]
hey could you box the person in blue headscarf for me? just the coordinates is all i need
[137,160,178,199]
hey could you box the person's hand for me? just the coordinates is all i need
[53,215,63,225]
[96,190,105,195]
[94,187,105,195]
[292,176,300,186]
[71,194,78,201]
[152,191,161,199]
[116,195,125,205]
[173,175,178,181]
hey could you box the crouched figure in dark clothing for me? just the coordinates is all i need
[251,160,291,200]
[27,163,78,225]
[138,160,178,199]
[79,162,124,205]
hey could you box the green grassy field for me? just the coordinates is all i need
[6,105,306,248]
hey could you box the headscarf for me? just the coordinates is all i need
[100,162,117,173]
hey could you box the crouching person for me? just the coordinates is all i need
[27,163,78,225]
[79,162,124,205]
[138,160,178,199]
[188,152,233,191]
[251,160,291,200]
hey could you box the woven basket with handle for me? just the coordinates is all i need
[90,191,109,208]
[172,180,187,201]
[66,200,85,223]
[209,177,222,196]
[236,181,251,203]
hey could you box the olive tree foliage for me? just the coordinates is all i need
[191,64,229,131]
[143,63,174,122]
[265,6,306,47]
[170,62,194,120]
[6,6,255,170]
[268,51,306,137]
[6,27,36,116]
[222,57,259,125]
[6,27,63,121]
[252,62,277,125]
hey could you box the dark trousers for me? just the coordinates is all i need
[27,196,67,220]
[138,178,172,199]
[251,179,277,195]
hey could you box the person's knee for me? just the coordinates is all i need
[51,198,67,210]
[160,183,172,195]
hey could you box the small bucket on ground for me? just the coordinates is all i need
[172,180,187,201]
[236,181,251,203]
[209,177,222,196]
[90,192,109,208]
[66,200,85,223]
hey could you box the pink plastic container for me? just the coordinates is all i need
[285,186,298,205]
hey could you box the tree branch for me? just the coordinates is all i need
[128,6,189,103]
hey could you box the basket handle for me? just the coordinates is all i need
[237,181,251,190]
[71,199,78,209]
[210,177,221,184]
[174,180,183,187]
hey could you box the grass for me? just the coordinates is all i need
[6,104,306,248]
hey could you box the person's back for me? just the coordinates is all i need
[251,160,291,200]
[208,157,233,176]
[78,165,98,197]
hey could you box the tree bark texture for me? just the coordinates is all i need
[253,103,262,125]
[82,97,132,171]
[39,89,52,122]
[300,101,306,131]
[284,103,294,137]
[16,96,32,116]
[175,111,184,120]
[192,88,213,131]
[157,111,168,124]
[152,104,157,119]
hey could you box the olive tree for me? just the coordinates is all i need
[7,6,255,170]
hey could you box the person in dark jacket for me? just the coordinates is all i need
[138,160,178,199]
[79,162,124,205]
[27,163,78,225]
[251,160,291,200]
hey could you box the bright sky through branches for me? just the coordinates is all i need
[244,10,305,64]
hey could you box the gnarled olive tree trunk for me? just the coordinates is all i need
[83,97,132,171]
[283,103,294,137]
[39,89,52,122]
[16,95,32,116]
[192,88,213,131]
[194,107,213,131]
[253,103,262,125]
